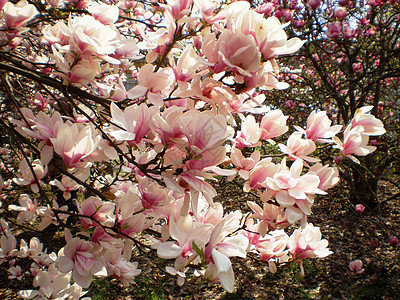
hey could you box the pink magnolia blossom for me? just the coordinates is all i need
[29,92,50,111]
[2,0,38,29]
[348,259,363,273]
[170,45,200,90]
[57,236,106,288]
[8,265,23,280]
[342,22,354,39]
[350,106,386,136]
[137,176,169,211]
[13,159,47,193]
[255,230,289,272]
[78,196,115,229]
[110,102,157,145]
[352,62,363,72]
[11,108,63,144]
[18,237,44,259]
[389,236,398,247]
[53,48,101,86]
[157,214,213,259]
[65,15,120,63]
[296,110,342,142]
[178,109,228,153]
[333,125,376,162]
[8,194,38,224]
[127,64,175,107]
[265,159,322,223]
[255,17,305,60]
[37,200,68,231]
[203,220,248,293]
[20,263,85,299]
[230,147,260,180]
[279,132,319,162]
[309,163,340,191]
[260,109,288,140]
[287,223,332,262]
[245,158,280,192]
[217,30,262,77]
[50,123,101,169]
[150,106,185,146]
[0,233,18,263]
[116,187,153,236]
[50,175,80,200]
[164,0,193,20]
[355,204,365,213]
[285,100,295,109]
[247,201,289,236]
[104,249,141,285]
[234,115,262,149]
[306,0,322,9]
[326,22,341,39]
[193,0,216,23]
[88,3,119,25]
[334,7,347,20]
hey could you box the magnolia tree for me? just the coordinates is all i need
[258,0,400,208]
[0,0,386,298]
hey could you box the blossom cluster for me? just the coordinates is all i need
[0,0,387,298]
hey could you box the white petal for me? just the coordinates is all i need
[157,242,183,259]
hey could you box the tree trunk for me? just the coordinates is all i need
[350,163,379,210]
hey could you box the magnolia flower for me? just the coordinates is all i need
[245,157,280,192]
[8,265,23,280]
[230,147,260,180]
[110,102,157,145]
[355,204,365,213]
[308,163,340,191]
[8,194,38,224]
[19,263,86,299]
[204,220,248,293]
[178,109,228,153]
[217,30,262,77]
[127,64,175,107]
[78,196,115,228]
[50,123,101,169]
[296,110,342,142]
[348,259,363,273]
[287,223,332,263]
[0,233,18,264]
[150,105,185,146]
[350,106,386,136]
[260,109,288,141]
[57,237,107,288]
[2,0,38,29]
[13,159,47,193]
[333,125,376,163]
[265,159,322,223]
[234,115,262,149]
[255,17,305,60]
[157,214,213,259]
[247,201,289,236]
[255,230,289,272]
[50,175,80,200]
[11,108,63,143]
[88,3,119,25]
[66,15,120,63]
[279,132,319,162]
[164,0,193,20]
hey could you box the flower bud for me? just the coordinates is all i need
[355,204,365,213]
[352,62,363,73]
[389,236,398,247]
[349,259,363,273]
[334,7,347,20]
